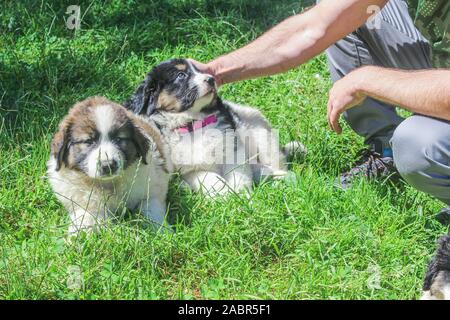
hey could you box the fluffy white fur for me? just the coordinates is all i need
[151,99,296,197]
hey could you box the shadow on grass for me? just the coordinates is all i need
[0,0,313,138]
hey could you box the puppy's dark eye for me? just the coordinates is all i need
[114,137,128,143]
[71,139,94,146]
[176,72,187,80]
[82,139,94,145]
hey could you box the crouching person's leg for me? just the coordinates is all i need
[391,115,450,205]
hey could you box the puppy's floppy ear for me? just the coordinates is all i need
[51,120,70,171]
[130,122,149,165]
[124,73,159,116]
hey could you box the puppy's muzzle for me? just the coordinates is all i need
[98,160,119,176]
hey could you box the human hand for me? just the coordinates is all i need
[327,68,368,134]
[188,59,222,86]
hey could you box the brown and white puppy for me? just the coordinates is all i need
[124,59,304,197]
[47,96,173,234]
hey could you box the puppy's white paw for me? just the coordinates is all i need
[271,170,289,180]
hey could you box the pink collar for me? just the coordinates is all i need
[176,114,218,134]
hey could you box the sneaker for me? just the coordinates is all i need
[336,148,399,189]
[436,206,450,226]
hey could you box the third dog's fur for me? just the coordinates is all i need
[422,232,450,300]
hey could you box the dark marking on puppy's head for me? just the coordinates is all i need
[51,99,98,171]
[124,58,217,116]
[51,120,70,171]
[128,120,149,165]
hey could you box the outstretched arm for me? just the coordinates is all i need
[327,67,450,133]
[194,0,388,85]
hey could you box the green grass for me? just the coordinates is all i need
[0,0,445,300]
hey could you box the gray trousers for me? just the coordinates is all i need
[325,0,450,204]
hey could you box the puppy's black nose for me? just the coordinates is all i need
[100,160,118,175]
[205,76,215,87]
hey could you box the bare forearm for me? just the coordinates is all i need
[208,13,322,84]
[208,0,388,85]
[359,67,450,120]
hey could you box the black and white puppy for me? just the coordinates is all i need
[47,96,173,234]
[422,232,450,300]
[125,59,302,196]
